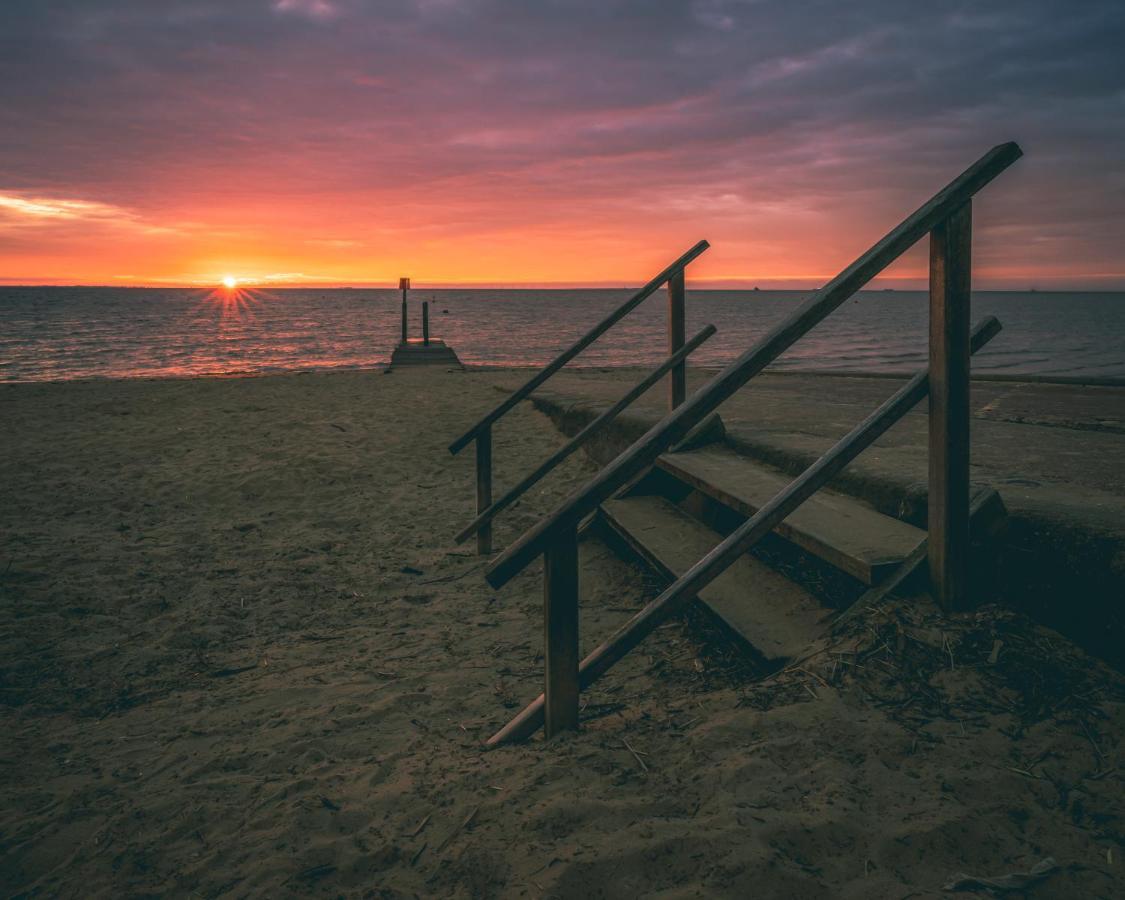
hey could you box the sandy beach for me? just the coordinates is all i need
[2,368,1123,898]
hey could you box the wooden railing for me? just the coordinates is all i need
[480,141,1023,745]
[448,239,711,553]
[454,324,717,545]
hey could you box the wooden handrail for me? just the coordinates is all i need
[486,315,1004,746]
[484,142,1022,591]
[448,240,711,455]
[455,324,718,544]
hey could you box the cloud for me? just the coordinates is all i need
[0,194,130,222]
[272,0,338,20]
[0,192,173,234]
[0,0,1122,285]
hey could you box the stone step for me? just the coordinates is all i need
[656,446,924,585]
[599,495,826,666]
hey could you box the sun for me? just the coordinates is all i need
[222,275,238,289]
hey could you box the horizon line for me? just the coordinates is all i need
[1,280,1124,293]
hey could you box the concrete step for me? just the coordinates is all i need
[389,339,463,368]
[656,446,924,585]
[599,495,826,666]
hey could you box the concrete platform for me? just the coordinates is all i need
[388,339,463,369]
[492,368,1125,667]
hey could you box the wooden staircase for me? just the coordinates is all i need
[597,445,925,668]
[448,142,1024,745]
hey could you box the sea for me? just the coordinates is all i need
[1,287,1123,383]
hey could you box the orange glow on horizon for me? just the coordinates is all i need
[0,182,1113,291]
[1,3,1121,293]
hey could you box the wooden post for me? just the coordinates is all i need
[476,425,493,556]
[399,277,410,345]
[423,301,430,346]
[448,240,710,456]
[928,201,973,613]
[667,269,686,410]
[543,523,580,738]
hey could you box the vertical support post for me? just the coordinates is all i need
[423,301,430,346]
[399,277,410,345]
[543,523,580,738]
[928,201,973,613]
[475,425,493,556]
[667,268,686,410]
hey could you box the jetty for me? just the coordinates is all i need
[388,276,462,369]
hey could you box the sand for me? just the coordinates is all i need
[1,367,1123,898]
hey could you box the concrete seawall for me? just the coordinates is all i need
[495,369,1125,668]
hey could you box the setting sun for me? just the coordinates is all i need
[222,275,237,289]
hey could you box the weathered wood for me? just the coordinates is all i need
[667,269,686,410]
[485,143,1022,591]
[543,524,580,737]
[423,301,430,346]
[454,324,717,544]
[400,278,409,345]
[829,487,1006,634]
[657,446,924,585]
[484,316,1002,746]
[448,240,711,455]
[929,201,973,613]
[476,425,493,556]
[600,495,823,664]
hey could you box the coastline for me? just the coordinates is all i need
[5,362,1124,388]
[2,367,1122,895]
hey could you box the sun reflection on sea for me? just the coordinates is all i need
[198,280,274,321]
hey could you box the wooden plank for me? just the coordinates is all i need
[667,269,686,410]
[454,324,717,544]
[543,524,580,737]
[476,425,493,556]
[929,201,973,613]
[828,487,1006,633]
[656,446,924,584]
[484,317,1002,746]
[600,495,825,663]
[485,143,1022,591]
[448,240,711,455]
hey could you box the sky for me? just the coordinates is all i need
[0,0,1123,289]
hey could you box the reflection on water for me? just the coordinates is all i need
[1,287,1123,382]
[201,285,266,321]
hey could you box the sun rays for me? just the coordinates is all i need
[198,281,273,320]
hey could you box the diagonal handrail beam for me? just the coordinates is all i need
[484,142,1022,591]
[455,324,718,544]
[486,315,1003,746]
[448,240,711,455]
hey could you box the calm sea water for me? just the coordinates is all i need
[1,287,1122,383]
